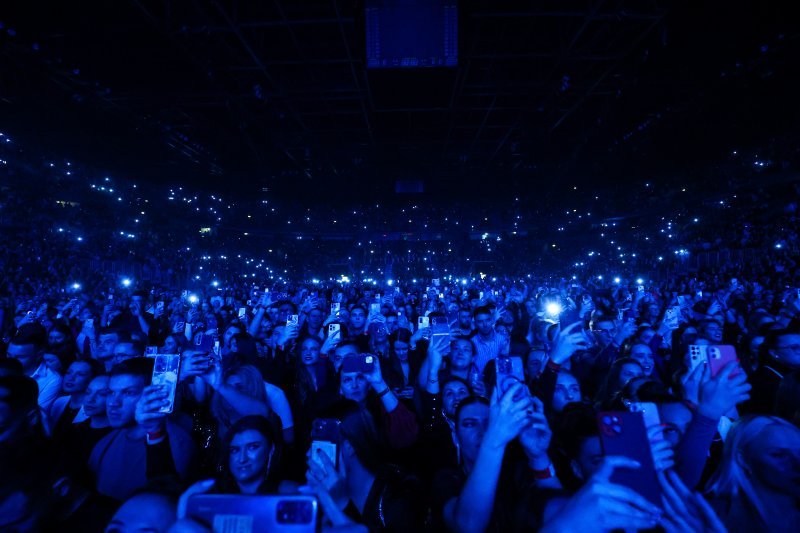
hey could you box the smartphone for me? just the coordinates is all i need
[688,345,740,377]
[156,301,165,313]
[430,316,450,338]
[496,356,525,399]
[369,302,381,315]
[637,285,644,292]
[213,340,220,356]
[418,316,430,329]
[597,411,663,507]
[186,494,318,533]
[341,354,375,374]
[84,318,94,330]
[310,418,341,469]
[238,307,247,320]
[225,297,234,306]
[479,291,484,300]
[328,323,340,336]
[196,332,214,354]
[331,302,340,314]
[286,314,299,327]
[151,354,181,414]
[145,346,159,357]
[628,402,662,441]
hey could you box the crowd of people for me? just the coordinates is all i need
[2,137,800,532]
[2,234,800,531]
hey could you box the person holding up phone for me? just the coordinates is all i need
[339,354,420,450]
[88,358,196,501]
[434,383,536,532]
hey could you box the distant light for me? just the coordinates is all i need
[597,275,603,280]
[76,236,83,242]
[212,281,219,287]
[311,279,320,284]
[614,277,621,284]
[775,243,783,249]
[188,294,199,304]
[636,278,644,285]
[121,278,132,287]
[545,302,563,317]
[387,279,394,286]
[71,283,81,290]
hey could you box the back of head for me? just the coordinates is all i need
[110,357,154,385]
[706,415,800,517]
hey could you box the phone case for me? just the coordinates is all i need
[628,402,662,440]
[496,356,525,398]
[187,495,318,533]
[328,323,340,336]
[152,354,181,414]
[706,345,740,378]
[431,316,450,337]
[341,354,375,374]
[597,411,663,507]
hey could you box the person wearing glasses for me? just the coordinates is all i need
[747,329,800,414]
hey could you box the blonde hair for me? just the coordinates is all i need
[705,415,800,523]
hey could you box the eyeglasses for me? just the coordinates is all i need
[594,328,615,335]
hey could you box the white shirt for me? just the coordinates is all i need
[30,362,63,412]
[263,381,294,430]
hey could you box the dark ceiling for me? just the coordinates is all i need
[1,1,798,201]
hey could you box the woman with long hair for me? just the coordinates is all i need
[706,415,800,531]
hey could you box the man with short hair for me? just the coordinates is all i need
[7,325,62,411]
[470,306,505,373]
[95,328,121,372]
[747,328,800,414]
[88,358,195,501]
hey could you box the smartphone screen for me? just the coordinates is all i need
[286,314,299,327]
[152,354,181,414]
[331,302,340,314]
[418,316,430,329]
[238,307,246,319]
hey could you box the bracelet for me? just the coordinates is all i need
[531,462,556,480]
[377,387,391,398]
[146,429,165,444]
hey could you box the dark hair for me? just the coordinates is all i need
[473,306,492,319]
[0,375,39,414]
[219,415,281,491]
[441,375,470,391]
[391,328,412,345]
[594,357,644,408]
[69,358,106,378]
[334,339,360,354]
[338,405,387,476]
[11,324,47,350]
[110,357,154,384]
[454,395,490,423]
[0,358,24,376]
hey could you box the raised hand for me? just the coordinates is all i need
[540,456,662,533]
[551,322,591,365]
[658,470,728,533]
[135,385,169,433]
[697,362,751,420]
[518,396,552,464]
[485,382,533,450]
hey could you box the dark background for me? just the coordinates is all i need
[1,0,798,203]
